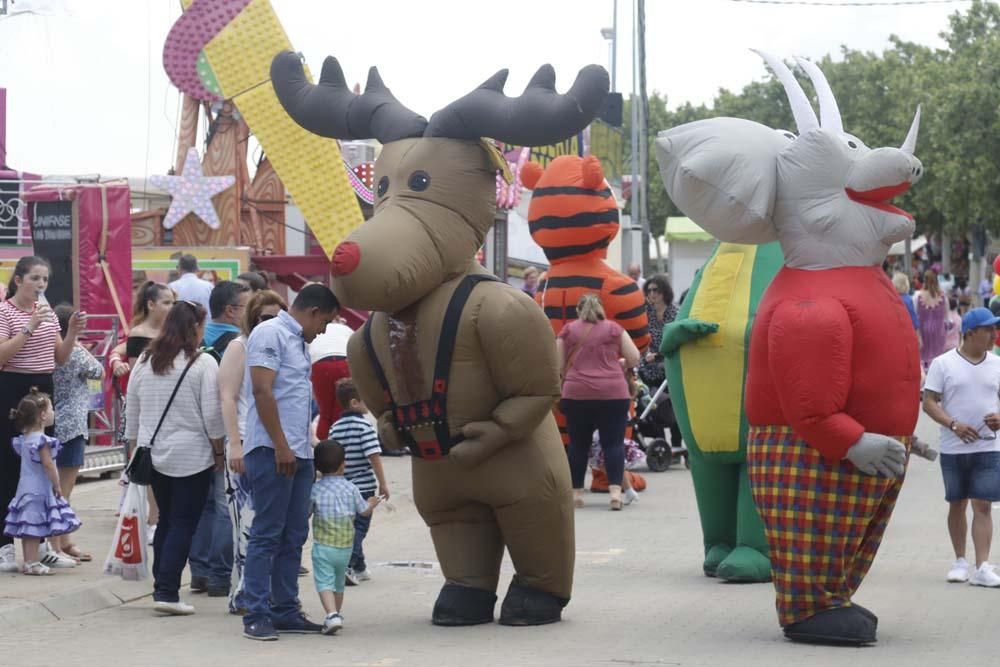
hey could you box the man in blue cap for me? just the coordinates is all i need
[923,307,1000,588]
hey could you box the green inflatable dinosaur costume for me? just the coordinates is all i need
[660,240,783,582]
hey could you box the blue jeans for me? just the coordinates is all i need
[242,448,314,627]
[941,451,1000,502]
[350,490,374,572]
[189,468,233,588]
[150,466,213,603]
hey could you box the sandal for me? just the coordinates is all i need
[62,545,92,562]
[573,491,585,508]
[23,562,52,576]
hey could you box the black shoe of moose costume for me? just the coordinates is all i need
[782,605,877,646]
[498,582,568,626]
[431,583,497,626]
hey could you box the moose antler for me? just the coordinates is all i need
[270,51,428,144]
[424,64,609,146]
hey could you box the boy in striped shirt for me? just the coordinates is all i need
[328,379,389,585]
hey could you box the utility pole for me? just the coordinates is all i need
[628,0,640,274]
[635,0,652,273]
[611,0,617,92]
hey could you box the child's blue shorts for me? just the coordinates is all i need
[312,543,353,593]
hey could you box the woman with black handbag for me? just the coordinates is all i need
[125,300,225,615]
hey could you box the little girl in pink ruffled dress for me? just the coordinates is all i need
[3,388,81,575]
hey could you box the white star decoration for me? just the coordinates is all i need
[150,148,235,230]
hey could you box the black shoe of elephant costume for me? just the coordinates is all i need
[498,582,568,626]
[782,605,877,646]
[432,583,497,626]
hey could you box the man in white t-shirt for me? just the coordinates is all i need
[923,307,1000,588]
[627,263,645,290]
[169,254,214,318]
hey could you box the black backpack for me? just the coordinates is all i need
[202,330,240,365]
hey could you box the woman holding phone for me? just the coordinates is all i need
[0,256,87,572]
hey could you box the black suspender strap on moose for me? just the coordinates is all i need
[362,274,500,460]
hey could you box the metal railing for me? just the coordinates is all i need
[78,314,126,476]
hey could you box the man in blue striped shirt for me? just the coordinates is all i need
[328,378,389,585]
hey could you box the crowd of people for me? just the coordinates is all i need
[0,255,392,639]
[892,267,991,370]
[9,246,1000,631]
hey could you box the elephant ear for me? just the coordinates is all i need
[655,117,787,244]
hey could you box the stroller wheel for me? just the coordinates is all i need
[646,439,672,472]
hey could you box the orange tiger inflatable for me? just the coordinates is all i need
[524,155,650,445]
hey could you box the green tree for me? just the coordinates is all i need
[627,0,1000,240]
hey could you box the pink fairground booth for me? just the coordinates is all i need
[23,183,133,455]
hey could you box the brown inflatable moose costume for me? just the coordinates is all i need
[271,51,609,626]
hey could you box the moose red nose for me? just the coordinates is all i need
[331,242,361,276]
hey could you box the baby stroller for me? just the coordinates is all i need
[633,379,688,472]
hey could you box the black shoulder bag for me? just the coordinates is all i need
[125,352,202,485]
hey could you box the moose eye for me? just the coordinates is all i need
[407,171,431,192]
[782,131,796,141]
[847,140,859,149]
[376,176,389,197]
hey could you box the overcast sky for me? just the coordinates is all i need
[0,0,969,178]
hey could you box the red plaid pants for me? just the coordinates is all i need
[747,426,910,626]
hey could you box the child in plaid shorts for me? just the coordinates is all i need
[311,440,380,634]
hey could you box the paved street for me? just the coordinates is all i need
[1,412,995,666]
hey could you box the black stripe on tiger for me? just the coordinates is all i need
[544,305,579,320]
[614,304,646,320]
[542,275,605,290]
[627,325,649,339]
[530,209,620,233]
[542,237,612,262]
[531,186,613,198]
[610,282,640,296]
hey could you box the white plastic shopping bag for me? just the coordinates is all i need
[104,481,150,580]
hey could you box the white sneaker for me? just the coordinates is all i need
[344,568,359,586]
[0,544,18,573]
[154,601,196,615]
[969,563,1000,588]
[947,558,970,583]
[322,612,343,635]
[623,488,639,506]
[354,569,372,582]
[39,543,76,568]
